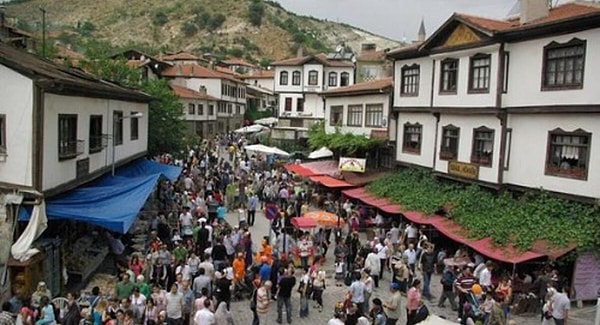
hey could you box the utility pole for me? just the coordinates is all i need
[39,7,46,57]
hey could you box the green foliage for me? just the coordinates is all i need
[77,21,96,36]
[234,37,259,53]
[140,80,185,156]
[152,12,169,26]
[194,11,225,31]
[367,168,600,251]
[208,13,226,30]
[181,21,198,36]
[259,58,271,68]
[226,48,244,58]
[264,0,284,10]
[307,121,384,156]
[244,105,274,123]
[248,0,265,27]
[35,42,59,59]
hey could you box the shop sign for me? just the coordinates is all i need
[339,157,366,173]
[447,161,479,180]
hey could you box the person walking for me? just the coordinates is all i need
[383,282,402,325]
[418,244,435,300]
[165,283,184,325]
[276,267,296,324]
[406,279,422,325]
[247,193,258,226]
[349,272,367,316]
[255,281,273,325]
[438,267,458,311]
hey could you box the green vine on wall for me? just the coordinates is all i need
[367,168,600,252]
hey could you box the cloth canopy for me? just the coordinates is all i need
[284,163,317,177]
[253,117,278,126]
[233,124,266,134]
[308,147,333,159]
[18,159,182,234]
[304,210,344,228]
[245,144,290,156]
[342,187,402,214]
[309,175,353,188]
[290,217,317,229]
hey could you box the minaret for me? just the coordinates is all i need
[417,18,426,43]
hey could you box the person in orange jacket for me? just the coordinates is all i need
[255,238,273,265]
[232,252,246,284]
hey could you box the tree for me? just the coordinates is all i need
[140,80,185,155]
[152,12,168,26]
[248,0,265,27]
[307,121,384,156]
[181,21,198,36]
[208,13,226,31]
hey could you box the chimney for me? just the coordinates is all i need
[198,86,207,95]
[520,0,550,24]
[296,46,304,58]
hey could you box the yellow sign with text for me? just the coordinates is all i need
[339,157,366,173]
[447,161,479,180]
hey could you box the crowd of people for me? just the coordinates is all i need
[0,133,574,325]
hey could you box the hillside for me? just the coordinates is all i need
[4,0,401,61]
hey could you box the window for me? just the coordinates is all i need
[308,70,318,86]
[113,111,123,146]
[235,105,241,115]
[440,58,458,93]
[130,113,139,141]
[347,105,363,127]
[290,119,303,128]
[58,114,78,159]
[340,72,350,87]
[284,97,292,111]
[328,72,338,87]
[359,66,379,81]
[502,52,510,93]
[89,115,103,153]
[469,54,491,92]
[296,98,304,112]
[365,104,384,127]
[198,104,204,115]
[543,38,586,89]
[402,123,422,154]
[209,105,214,116]
[292,71,301,85]
[227,104,232,114]
[330,105,343,126]
[545,128,591,180]
[440,124,459,160]
[0,115,5,154]
[400,64,420,96]
[279,71,288,85]
[188,103,195,115]
[471,126,494,166]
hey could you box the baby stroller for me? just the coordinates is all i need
[461,292,484,325]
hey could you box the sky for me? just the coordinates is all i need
[275,0,525,41]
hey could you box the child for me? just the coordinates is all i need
[479,294,495,324]
[334,257,346,287]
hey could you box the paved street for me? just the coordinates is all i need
[224,208,596,325]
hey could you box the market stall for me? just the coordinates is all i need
[290,217,316,268]
[303,210,345,228]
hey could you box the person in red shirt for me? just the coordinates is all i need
[406,279,422,325]
[455,265,477,320]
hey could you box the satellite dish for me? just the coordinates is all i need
[351,56,357,64]
[335,44,343,53]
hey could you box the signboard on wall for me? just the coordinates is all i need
[339,157,366,173]
[572,252,600,300]
[447,161,479,180]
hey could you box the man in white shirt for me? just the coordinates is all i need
[478,261,494,291]
[389,222,400,250]
[194,299,215,325]
[551,284,570,325]
[403,243,417,283]
[165,283,183,324]
[405,223,418,245]
[364,248,381,287]
[375,240,389,281]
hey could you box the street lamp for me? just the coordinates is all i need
[112,112,143,176]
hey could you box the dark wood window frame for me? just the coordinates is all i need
[347,104,363,127]
[545,128,591,180]
[188,103,195,115]
[0,114,6,154]
[365,104,384,127]
[284,97,292,111]
[279,71,288,85]
[58,114,78,160]
[402,122,422,155]
[340,72,350,87]
[400,64,420,96]
[330,105,343,126]
[113,111,123,146]
[470,126,494,167]
[89,115,103,153]
[208,104,214,116]
[296,98,304,112]
[328,72,338,87]
[541,38,586,91]
[502,52,510,94]
[440,58,459,94]
[468,53,491,93]
[292,71,301,86]
[440,124,460,160]
[130,113,139,141]
[308,70,318,86]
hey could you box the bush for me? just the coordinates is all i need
[78,21,96,36]
[153,12,168,26]
[181,21,198,36]
[248,0,265,27]
[195,12,212,29]
[208,13,226,31]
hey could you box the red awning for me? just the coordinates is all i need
[342,187,367,200]
[301,160,339,176]
[379,204,402,214]
[291,217,317,229]
[284,163,318,177]
[470,238,545,264]
[403,211,437,225]
[342,187,403,214]
[530,240,577,260]
[309,175,353,188]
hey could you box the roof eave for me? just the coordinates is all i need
[37,80,153,103]
[321,86,393,98]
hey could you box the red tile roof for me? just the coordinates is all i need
[170,85,219,101]
[239,69,275,79]
[162,64,244,83]
[161,52,200,61]
[321,78,392,96]
[357,49,387,61]
[271,53,354,68]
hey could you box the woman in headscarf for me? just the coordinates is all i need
[31,282,52,308]
[213,301,234,325]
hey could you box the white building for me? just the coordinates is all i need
[0,43,151,197]
[239,69,275,93]
[170,85,218,139]
[271,54,354,128]
[162,64,247,134]
[388,0,600,200]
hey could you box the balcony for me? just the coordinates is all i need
[59,139,85,160]
[0,147,6,162]
[89,134,109,153]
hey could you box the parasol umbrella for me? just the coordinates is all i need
[244,144,290,157]
[308,147,334,159]
[290,217,317,229]
[233,124,266,134]
[253,117,278,126]
[303,210,344,228]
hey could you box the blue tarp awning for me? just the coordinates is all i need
[18,159,182,234]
